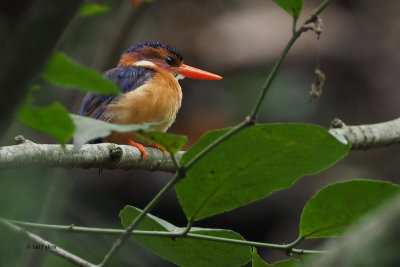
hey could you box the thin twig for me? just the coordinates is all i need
[250,0,331,119]
[0,218,96,267]
[8,219,325,255]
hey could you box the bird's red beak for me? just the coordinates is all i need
[178,64,223,80]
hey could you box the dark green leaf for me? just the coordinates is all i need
[17,102,74,144]
[252,248,299,267]
[120,206,252,267]
[79,3,109,17]
[176,123,349,221]
[252,248,269,267]
[300,179,400,238]
[273,0,303,18]
[135,131,187,155]
[42,52,119,94]
[70,114,158,148]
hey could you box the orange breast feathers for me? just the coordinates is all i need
[102,70,182,144]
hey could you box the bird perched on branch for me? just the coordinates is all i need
[79,41,222,160]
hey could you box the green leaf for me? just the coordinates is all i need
[135,131,187,155]
[120,206,252,267]
[254,251,299,266]
[17,102,74,145]
[273,0,303,18]
[79,3,109,17]
[300,179,400,239]
[41,52,119,94]
[252,248,300,267]
[70,114,158,148]
[252,248,268,267]
[176,123,349,221]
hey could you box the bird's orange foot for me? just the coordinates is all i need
[126,138,147,161]
[148,144,168,155]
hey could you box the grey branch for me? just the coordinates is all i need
[0,218,96,267]
[0,136,182,172]
[2,117,400,171]
[329,117,400,149]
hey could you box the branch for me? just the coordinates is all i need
[3,116,400,172]
[0,218,95,267]
[329,117,400,149]
[8,219,325,255]
[0,136,181,172]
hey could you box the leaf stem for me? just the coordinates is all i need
[285,236,304,248]
[170,152,185,177]
[8,219,324,255]
[292,17,298,35]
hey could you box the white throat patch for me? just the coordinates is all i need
[134,60,156,67]
[175,73,185,81]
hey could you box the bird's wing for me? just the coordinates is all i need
[78,66,155,121]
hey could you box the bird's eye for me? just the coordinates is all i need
[165,56,176,66]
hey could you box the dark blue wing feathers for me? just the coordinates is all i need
[78,66,155,120]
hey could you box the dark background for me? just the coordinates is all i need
[1,0,400,266]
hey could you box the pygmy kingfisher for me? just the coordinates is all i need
[79,41,222,160]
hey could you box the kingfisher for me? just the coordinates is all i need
[79,41,222,160]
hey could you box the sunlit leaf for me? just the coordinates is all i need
[176,123,350,221]
[42,52,119,94]
[300,179,400,238]
[120,206,252,267]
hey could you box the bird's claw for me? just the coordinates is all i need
[148,144,168,155]
[126,138,147,161]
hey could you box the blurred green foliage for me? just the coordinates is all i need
[79,3,110,17]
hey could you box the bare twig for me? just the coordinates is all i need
[8,219,325,255]
[0,218,95,267]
